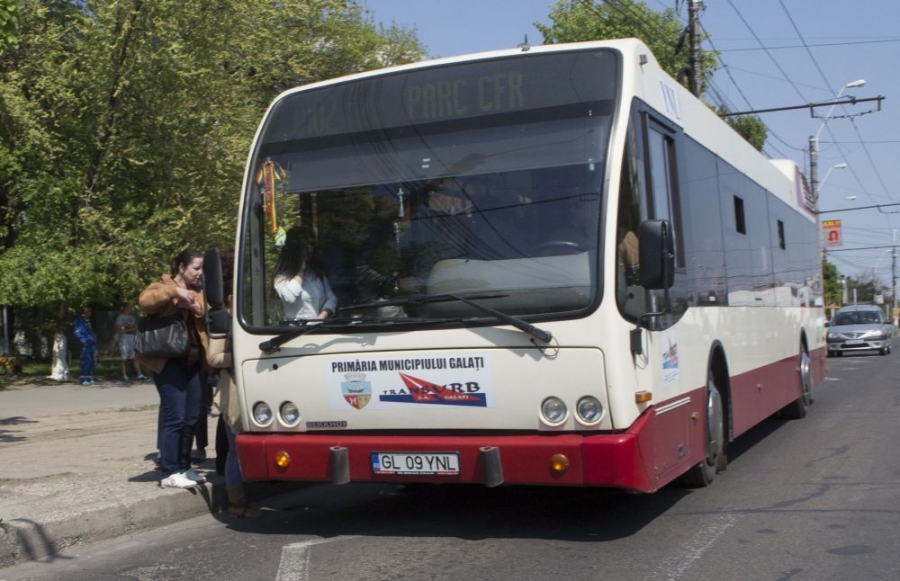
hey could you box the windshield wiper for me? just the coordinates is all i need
[439,293,553,343]
[259,319,334,353]
[260,292,552,353]
[258,316,458,353]
[340,292,552,343]
[337,291,509,312]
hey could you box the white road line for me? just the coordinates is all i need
[651,514,738,581]
[276,536,359,581]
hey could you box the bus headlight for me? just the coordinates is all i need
[253,401,273,426]
[280,401,301,426]
[540,397,568,425]
[576,396,604,425]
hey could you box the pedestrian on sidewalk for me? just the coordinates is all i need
[74,306,97,386]
[115,301,147,382]
[137,248,209,490]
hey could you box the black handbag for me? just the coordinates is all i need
[134,315,190,358]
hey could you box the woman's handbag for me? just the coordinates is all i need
[134,315,190,358]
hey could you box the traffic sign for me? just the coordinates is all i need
[822,219,842,247]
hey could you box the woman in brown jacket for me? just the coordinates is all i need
[137,249,209,489]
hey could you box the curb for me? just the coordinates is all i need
[0,479,299,568]
[0,480,225,568]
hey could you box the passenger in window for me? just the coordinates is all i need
[617,227,640,285]
[273,225,337,321]
[616,196,641,286]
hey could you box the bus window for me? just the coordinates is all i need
[646,123,684,268]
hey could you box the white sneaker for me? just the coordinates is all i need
[184,468,206,483]
[160,472,197,489]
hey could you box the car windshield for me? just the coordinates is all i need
[833,311,882,326]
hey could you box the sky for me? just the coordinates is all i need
[361,0,900,291]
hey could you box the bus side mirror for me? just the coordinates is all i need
[638,219,674,289]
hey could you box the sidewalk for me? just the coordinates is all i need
[0,378,288,568]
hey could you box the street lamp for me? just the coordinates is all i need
[814,80,866,143]
[817,162,848,200]
[810,79,866,210]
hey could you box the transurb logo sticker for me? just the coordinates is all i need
[341,373,372,409]
[325,354,495,411]
[661,331,679,387]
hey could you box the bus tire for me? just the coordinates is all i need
[782,342,813,419]
[679,373,725,488]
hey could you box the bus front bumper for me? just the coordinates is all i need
[235,412,661,493]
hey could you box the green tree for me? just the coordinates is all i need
[0,0,424,363]
[536,1,766,150]
[0,0,16,54]
[723,112,767,152]
[822,259,840,308]
[536,0,715,84]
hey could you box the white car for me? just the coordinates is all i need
[826,305,893,357]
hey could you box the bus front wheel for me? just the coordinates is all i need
[679,374,725,487]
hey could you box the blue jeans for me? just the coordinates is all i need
[79,342,96,381]
[154,360,201,477]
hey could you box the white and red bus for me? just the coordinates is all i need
[215,39,825,493]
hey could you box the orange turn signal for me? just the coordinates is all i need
[635,391,652,404]
[275,450,291,469]
[550,453,570,475]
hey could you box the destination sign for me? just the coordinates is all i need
[404,71,525,122]
[262,49,618,142]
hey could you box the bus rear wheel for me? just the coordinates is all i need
[679,373,725,488]
[782,344,813,419]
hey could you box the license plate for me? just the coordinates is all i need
[371,452,460,475]
[845,339,865,345]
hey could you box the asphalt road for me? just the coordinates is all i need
[3,351,900,581]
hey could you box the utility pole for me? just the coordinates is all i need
[688,0,702,97]
[893,235,898,324]
[810,136,824,265]
[809,136,819,209]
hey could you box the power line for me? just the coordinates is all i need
[719,38,900,52]
[777,1,896,222]
[697,22,796,157]
[817,201,900,215]
[726,0,808,103]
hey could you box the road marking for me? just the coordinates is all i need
[651,514,737,581]
[276,536,358,581]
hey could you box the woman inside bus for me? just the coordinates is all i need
[273,225,338,321]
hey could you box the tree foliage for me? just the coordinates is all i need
[536,0,715,84]
[714,106,767,152]
[536,0,766,150]
[822,259,840,308]
[0,0,15,54]
[0,0,424,340]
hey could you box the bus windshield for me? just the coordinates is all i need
[239,49,619,328]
